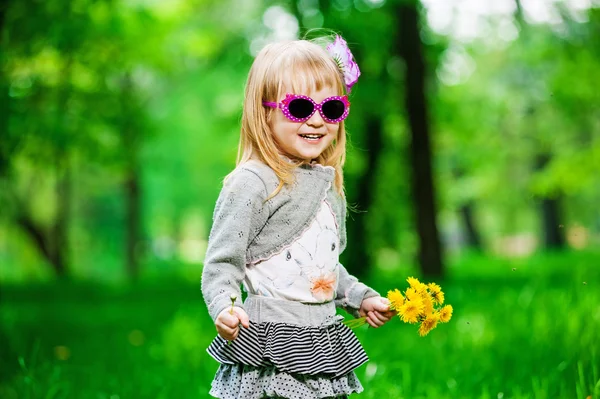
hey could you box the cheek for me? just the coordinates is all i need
[270,115,299,137]
[328,124,340,138]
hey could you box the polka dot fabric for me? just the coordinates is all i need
[209,364,361,399]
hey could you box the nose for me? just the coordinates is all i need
[306,109,325,127]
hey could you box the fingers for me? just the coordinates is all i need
[365,305,398,328]
[373,297,391,312]
[372,310,391,323]
[233,307,250,329]
[366,317,383,328]
[215,306,251,341]
[219,328,238,341]
[219,311,240,328]
[215,308,239,341]
[217,307,249,328]
[366,311,385,328]
[216,322,239,341]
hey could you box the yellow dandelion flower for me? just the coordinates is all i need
[439,305,453,323]
[407,276,428,292]
[434,291,445,305]
[428,282,445,305]
[399,298,424,324]
[405,287,420,301]
[418,313,440,337]
[421,294,434,317]
[427,282,440,293]
[407,276,419,287]
[387,289,404,310]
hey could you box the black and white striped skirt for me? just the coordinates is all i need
[207,295,368,399]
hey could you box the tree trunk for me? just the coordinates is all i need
[514,0,525,27]
[459,202,482,250]
[515,1,565,251]
[14,55,73,278]
[396,1,444,277]
[535,153,565,249]
[540,196,565,249]
[121,73,142,281]
[16,214,53,264]
[124,165,141,280]
[452,168,483,250]
[46,57,74,278]
[14,204,66,278]
[51,157,71,278]
[344,117,383,278]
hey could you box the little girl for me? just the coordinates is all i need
[201,35,394,399]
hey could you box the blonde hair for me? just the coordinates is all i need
[235,39,348,198]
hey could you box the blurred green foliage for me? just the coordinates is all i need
[2,1,600,281]
[1,0,600,397]
[1,1,600,279]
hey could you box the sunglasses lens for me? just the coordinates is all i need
[322,100,346,120]
[288,99,314,119]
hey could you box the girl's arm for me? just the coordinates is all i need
[201,169,268,322]
[336,265,395,327]
[335,263,380,318]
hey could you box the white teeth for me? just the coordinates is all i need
[300,134,322,139]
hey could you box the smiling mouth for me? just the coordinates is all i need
[299,133,325,141]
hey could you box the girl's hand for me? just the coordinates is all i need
[215,306,250,341]
[358,296,396,328]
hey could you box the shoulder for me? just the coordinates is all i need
[238,159,275,177]
[222,161,273,195]
[225,160,279,193]
[212,163,273,222]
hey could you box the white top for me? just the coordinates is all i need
[243,201,340,303]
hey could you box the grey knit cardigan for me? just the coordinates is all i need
[201,160,379,322]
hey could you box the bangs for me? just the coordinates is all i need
[266,41,345,101]
[282,59,343,97]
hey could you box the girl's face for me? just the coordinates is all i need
[269,85,340,162]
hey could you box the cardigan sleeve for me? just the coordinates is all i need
[335,262,380,318]
[201,168,269,322]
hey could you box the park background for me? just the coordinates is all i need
[1,0,599,398]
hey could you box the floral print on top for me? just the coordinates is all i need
[243,201,340,303]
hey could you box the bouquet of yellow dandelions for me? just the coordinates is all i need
[344,277,453,336]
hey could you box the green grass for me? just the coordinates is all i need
[1,250,599,398]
